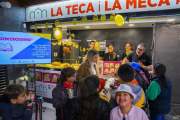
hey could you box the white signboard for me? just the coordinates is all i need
[26,0,180,22]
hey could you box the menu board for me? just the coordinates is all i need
[103,61,121,75]
[35,69,61,98]
[0,31,51,65]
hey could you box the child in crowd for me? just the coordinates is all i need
[0,84,32,120]
[110,84,149,120]
[109,64,146,109]
[146,63,172,120]
[52,67,80,120]
[130,62,149,91]
[105,72,120,99]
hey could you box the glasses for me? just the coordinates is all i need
[137,48,144,51]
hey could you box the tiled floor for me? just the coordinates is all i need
[32,102,56,120]
[31,102,180,120]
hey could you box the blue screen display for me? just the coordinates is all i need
[0,31,51,65]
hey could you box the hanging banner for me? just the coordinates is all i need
[26,0,180,22]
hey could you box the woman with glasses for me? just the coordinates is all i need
[52,67,80,120]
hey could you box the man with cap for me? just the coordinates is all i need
[109,64,146,109]
[122,43,152,79]
[110,84,149,120]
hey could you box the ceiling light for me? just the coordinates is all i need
[0,2,11,8]
[129,24,134,26]
[167,19,175,22]
[85,26,90,28]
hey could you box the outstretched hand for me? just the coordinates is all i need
[138,61,144,68]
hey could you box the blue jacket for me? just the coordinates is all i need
[0,96,32,120]
[148,76,172,114]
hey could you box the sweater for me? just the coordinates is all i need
[110,106,149,120]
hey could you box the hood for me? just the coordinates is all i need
[0,95,10,103]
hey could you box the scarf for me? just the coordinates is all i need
[109,51,117,60]
[126,50,133,56]
[63,81,73,89]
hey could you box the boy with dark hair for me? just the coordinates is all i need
[109,64,146,109]
[0,84,32,120]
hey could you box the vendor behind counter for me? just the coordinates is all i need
[103,44,118,61]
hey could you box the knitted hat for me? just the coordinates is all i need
[118,64,134,82]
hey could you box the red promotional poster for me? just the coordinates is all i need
[103,61,121,75]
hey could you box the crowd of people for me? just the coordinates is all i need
[0,43,172,120]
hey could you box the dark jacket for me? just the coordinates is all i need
[69,96,110,120]
[0,96,32,120]
[135,73,149,91]
[148,76,172,114]
[103,52,118,61]
[52,79,80,120]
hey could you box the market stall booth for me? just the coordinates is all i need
[1,0,180,119]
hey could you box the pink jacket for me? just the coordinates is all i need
[110,105,149,120]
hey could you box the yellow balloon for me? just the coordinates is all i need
[115,15,125,26]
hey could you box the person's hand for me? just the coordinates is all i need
[138,61,144,68]
[115,79,121,84]
[27,100,33,107]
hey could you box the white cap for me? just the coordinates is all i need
[116,84,137,100]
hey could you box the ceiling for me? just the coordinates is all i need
[5,0,65,7]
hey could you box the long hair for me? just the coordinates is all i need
[154,63,169,88]
[78,75,100,120]
[87,49,99,64]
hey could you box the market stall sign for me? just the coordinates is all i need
[26,0,179,22]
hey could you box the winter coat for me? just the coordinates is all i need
[0,96,32,120]
[69,96,110,120]
[148,76,172,114]
[76,60,100,88]
[52,79,80,120]
[110,106,149,120]
[104,52,118,61]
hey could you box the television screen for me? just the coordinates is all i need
[0,31,51,65]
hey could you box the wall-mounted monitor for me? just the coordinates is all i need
[0,31,51,65]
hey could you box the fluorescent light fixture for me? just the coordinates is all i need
[167,19,175,22]
[85,26,90,28]
[129,24,134,26]
[0,2,11,8]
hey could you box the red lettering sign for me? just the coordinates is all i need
[112,0,122,10]
[138,0,146,8]
[148,0,157,7]
[126,0,137,9]
[72,4,78,14]
[177,0,180,4]
[56,7,63,16]
[105,0,112,11]
[51,8,56,17]
[79,3,86,13]
[158,0,170,6]
[66,5,72,15]
[86,3,95,13]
